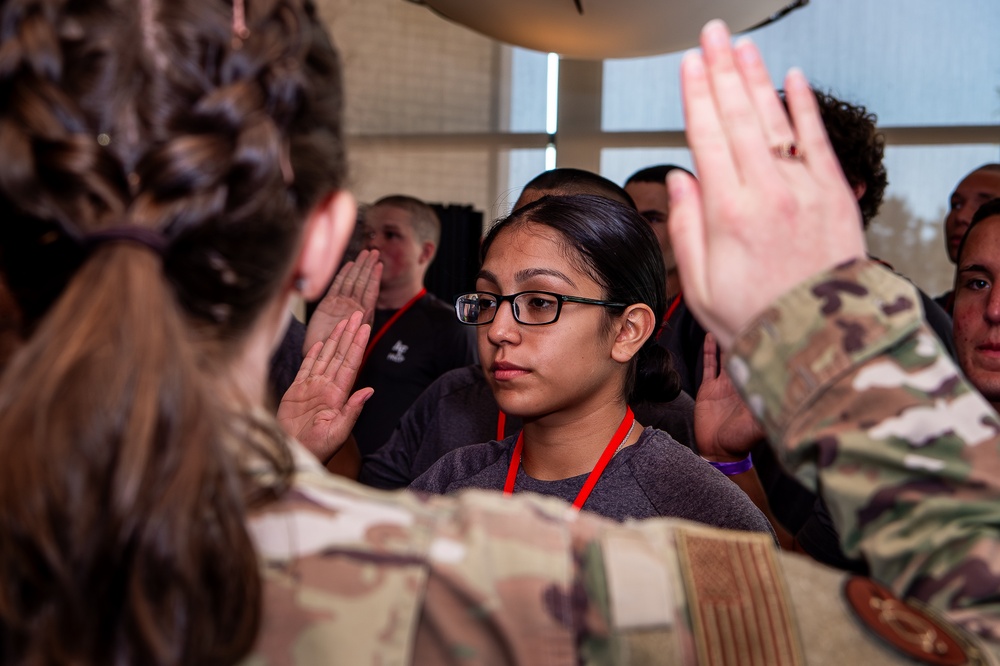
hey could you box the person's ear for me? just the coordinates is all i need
[852,182,867,202]
[611,303,656,363]
[418,240,436,265]
[294,190,357,301]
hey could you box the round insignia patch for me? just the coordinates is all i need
[843,577,987,665]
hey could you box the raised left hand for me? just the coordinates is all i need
[303,249,382,353]
[278,310,373,463]
[694,332,766,461]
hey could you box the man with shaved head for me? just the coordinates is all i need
[936,164,1000,312]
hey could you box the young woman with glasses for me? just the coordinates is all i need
[411,194,773,534]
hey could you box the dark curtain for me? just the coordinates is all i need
[425,203,483,303]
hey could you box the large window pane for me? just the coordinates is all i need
[603,0,1000,131]
[510,49,548,133]
[868,144,1000,297]
[502,149,549,216]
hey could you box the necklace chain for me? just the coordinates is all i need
[613,420,637,456]
[504,407,635,510]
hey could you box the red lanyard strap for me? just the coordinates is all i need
[654,292,683,342]
[361,287,426,367]
[664,292,682,324]
[496,411,507,441]
[503,407,635,511]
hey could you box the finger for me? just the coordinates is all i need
[702,332,720,381]
[343,387,375,422]
[324,259,355,303]
[699,20,772,184]
[346,249,371,299]
[322,311,364,380]
[294,340,323,382]
[783,68,845,186]
[733,38,795,151]
[313,318,349,376]
[331,319,369,392]
[339,252,366,295]
[362,261,383,311]
[681,49,739,197]
[352,249,379,301]
[666,170,708,314]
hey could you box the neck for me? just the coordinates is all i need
[519,400,636,481]
[377,281,424,309]
[665,271,681,302]
[225,290,294,409]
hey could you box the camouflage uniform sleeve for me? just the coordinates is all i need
[245,442,800,665]
[727,258,1000,641]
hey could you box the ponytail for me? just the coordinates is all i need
[0,246,269,664]
[631,339,681,404]
[0,0,346,661]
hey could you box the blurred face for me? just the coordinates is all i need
[476,223,624,420]
[363,205,427,289]
[624,180,675,272]
[953,215,1000,408]
[944,170,1000,263]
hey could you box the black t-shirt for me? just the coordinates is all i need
[352,293,476,456]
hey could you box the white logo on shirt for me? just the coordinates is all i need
[387,340,409,363]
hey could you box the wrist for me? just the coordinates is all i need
[703,453,753,476]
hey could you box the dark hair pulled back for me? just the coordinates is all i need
[482,194,681,404]
[955,197,1000,269]
[0,0,345,663]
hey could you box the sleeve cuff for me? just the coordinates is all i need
[726,259,924,439]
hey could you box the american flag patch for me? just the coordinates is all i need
[676,528,803,666]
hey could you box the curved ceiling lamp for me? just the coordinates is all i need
[406,0,808,59]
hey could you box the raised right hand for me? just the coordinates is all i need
[668,21,865,349]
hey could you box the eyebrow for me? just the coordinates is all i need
[477,267,578,287]
[957,263,990,274]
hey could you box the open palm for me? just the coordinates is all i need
[278,311,373,463]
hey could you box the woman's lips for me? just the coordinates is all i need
[491,361,529,381]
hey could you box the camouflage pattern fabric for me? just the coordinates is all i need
[729,258,1000,646]
[242,259,1000,664]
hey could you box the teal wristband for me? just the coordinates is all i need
[706,453,753,476]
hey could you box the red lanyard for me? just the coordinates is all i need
[503,407,635,511]
[496,411,507,440]
[664,292,682,324]
[654,292,683,342]
[361,288,426,367]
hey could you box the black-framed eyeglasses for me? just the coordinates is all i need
[454,290,626,326]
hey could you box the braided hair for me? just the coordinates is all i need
[0,0,345,663]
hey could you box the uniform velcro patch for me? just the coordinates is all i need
[676,526,803,666]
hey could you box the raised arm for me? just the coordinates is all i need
[669,20,1000,641]
[278,310,373,465]
[303,249,382,354]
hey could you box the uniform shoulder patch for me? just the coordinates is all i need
[676,526,804,666]
[843,577,989,665]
